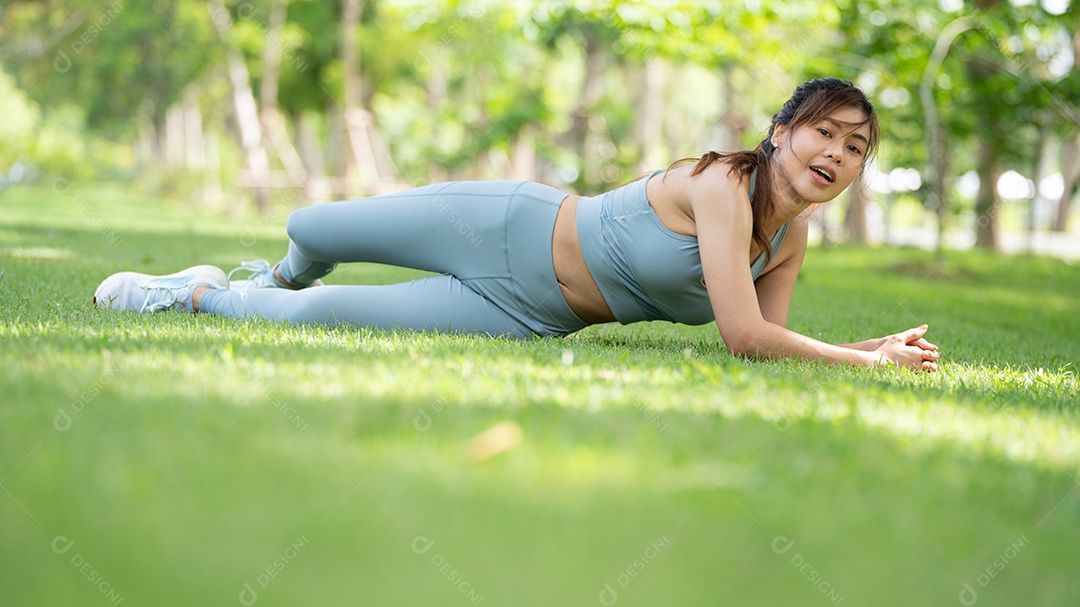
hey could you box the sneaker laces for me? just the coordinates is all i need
[139,283,190,313]
[228,260,273,283]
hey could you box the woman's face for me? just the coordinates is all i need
[771,105,871,204]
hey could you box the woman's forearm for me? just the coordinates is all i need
[730,323,882,368]
[837,337,885,352]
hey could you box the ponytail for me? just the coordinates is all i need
[666,145,778,265]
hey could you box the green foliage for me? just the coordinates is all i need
[33,107,95,181]
[0,69,118,182]
[0,66,40,171]
[268,0,341,114]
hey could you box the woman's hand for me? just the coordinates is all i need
[873,324,940,372]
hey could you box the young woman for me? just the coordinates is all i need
[94,78,939,372]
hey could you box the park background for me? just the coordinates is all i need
[2,1,1080,606]
[1,0,1078,253]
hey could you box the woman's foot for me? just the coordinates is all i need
[227,259,323,292]
[93,265,228,313]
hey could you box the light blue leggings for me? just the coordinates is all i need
[198,180,589,338]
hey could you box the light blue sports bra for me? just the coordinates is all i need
[575,168,790,325]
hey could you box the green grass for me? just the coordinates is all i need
[2,182,1078,606]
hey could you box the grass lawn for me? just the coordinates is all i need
[1,183,1078,606]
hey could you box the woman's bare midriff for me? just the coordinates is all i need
[552,195,617,324]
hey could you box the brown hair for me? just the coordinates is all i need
[667,78,880,264]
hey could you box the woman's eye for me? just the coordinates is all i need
[848,145,863,155]
[818,128,830,137]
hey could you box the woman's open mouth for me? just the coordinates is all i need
[809,166,835,185]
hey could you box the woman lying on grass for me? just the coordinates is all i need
[94,77,939,372]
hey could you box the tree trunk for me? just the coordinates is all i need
[134,120,155,171]
[208,0,271,212]
[259,0,306,184]
[326,103,347,181]
[718,64,748,152]
[883,192,896,244]
[814,206,833,249]
[182,92,206,204]
[970,0,1004,250]
[1027,121,1049,252]
[468,84,491,181]
[340,0,400,193]
[296,111,327,201]
[164,104,185,168]
[341,0,364,120]
[635,57,664,174]
[509,124,537,182]
[341,0,376,192]
[663,66,684,163]
[426,55,449,183]
[204,129,223,206]
[1053,133,1079,232]
[368,118,402,190]
[1057,20,1080,231]
[921,16,976,257]
[974,140,1002,250]
[182,94,205,174]
[259,0,286,112]
[570,29,604,189]
[844,172,869,243]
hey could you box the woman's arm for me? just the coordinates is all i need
[688,167,938,371]
[727,321,938,371]
[837,337,885,351]
[752,218,938,358]
[752,216,807,328]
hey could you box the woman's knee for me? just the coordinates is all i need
[285,205,340,262]
[285,205,318,247]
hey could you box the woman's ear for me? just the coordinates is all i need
[770,123,788,149]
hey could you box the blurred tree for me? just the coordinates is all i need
[531,2,621,191]
[0,65,40,174]
[341,0,401,193]
[256,0,306,183]
[964,0,1075,248]
[834,0,1075,252]
[208,0,272,211]
[1053,16,1080,233]
[3,1,217,150]
[834,0,955,250]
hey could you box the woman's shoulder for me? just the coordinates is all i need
[663,160,751,204]
[673,160,754,216]
[647,159,755,238]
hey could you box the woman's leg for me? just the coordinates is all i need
[275,181,523,287]
[204,180,584,337]
[198,274,535,338]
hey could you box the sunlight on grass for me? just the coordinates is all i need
[8,317,1078,476]
[0,246,77,260]
[854,383,1080,463]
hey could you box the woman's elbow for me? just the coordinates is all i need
[719,323,773,359]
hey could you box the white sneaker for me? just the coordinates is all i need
[228,259,323,292]
[93,265,228,313]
